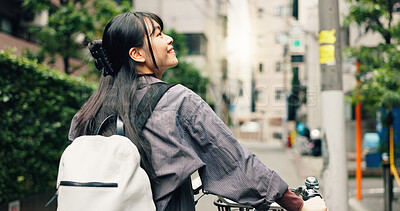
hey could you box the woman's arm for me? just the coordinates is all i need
[178,91,303,210]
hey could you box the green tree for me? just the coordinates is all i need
[344,0,400,166]
[162,29,209,100]
[23,0,131,74]
[344,0,400,111]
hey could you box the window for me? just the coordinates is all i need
[259,63,263,73]
[275,89,283,101]
[222,16,228,37]
[273,132,282,139]
[276,62,281,72]
[275,32,288,44]
[291,55,304,63]
[274,6,291,17]
[185,33,207,55]
[395,3,400,12]
[0,17,12,34]
[292,0,299,20]
[256,89,264,101]
[222,59,228,79]
[238,80,243,97]
[258,8,264,18]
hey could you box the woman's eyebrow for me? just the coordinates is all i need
[151,25,161,35]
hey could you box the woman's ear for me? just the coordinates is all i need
[129,47,146,63]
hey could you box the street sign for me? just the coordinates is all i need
[8,200,20,211]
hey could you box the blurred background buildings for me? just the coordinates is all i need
[0,0,388,147]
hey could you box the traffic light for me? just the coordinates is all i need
[294,39,301,47]
[289,37,305,54]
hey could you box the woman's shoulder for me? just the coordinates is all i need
[168,83,194,93]
[162,84,214,122]
[166,84,204,104]
[157,83,207,116]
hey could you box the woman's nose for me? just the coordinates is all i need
[165,34,173,44]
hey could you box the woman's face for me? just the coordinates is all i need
[145,19,178,78]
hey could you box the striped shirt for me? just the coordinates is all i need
[69,76,301,211]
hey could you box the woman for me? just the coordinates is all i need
[68,12,326,211]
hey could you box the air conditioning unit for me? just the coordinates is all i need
[21,10,48,27]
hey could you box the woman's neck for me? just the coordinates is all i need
[138,73,156,77]
[137,63,166,79]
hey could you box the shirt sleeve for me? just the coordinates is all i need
[178,92,291,210]
[275,189,304,211]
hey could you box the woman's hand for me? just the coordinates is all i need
[300,197,327,211]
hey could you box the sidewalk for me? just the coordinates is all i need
[293,145,400,211]
[346,153,400,211]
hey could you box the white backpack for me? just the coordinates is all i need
[48,83,176,211]
[56,133,155,211]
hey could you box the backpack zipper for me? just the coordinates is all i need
[45,181,118,207]
[60,181,118,187]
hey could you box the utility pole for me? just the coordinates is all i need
[318,0,348,210]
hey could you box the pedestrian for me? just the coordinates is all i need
[68,12,326,211]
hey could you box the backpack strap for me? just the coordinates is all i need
[135,83,176,130]
[93,83,176,135]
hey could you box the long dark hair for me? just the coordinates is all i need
[73,12,164,183]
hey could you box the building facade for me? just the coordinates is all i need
[243,0,293,142]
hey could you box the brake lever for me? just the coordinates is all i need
[290,186,305,197]
[302,188,322,200]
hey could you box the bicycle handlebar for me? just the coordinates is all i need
[211,176,323,210]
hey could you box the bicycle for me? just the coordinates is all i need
[193,176,322,211]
